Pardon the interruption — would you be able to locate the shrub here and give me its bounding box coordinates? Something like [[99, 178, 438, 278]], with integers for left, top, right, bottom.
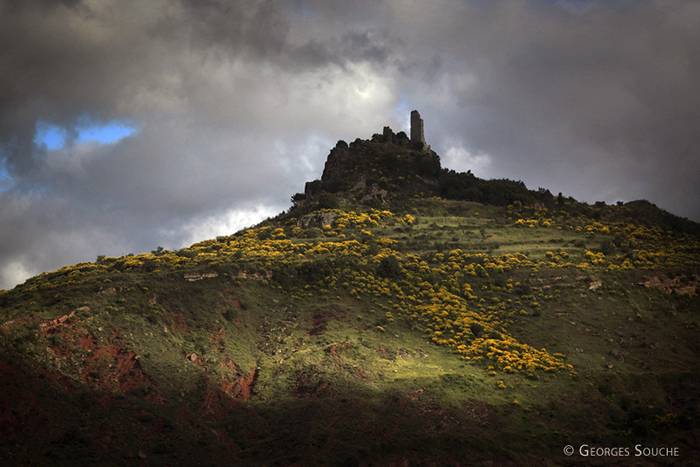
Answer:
[[599, 238, 615, 254], [318, 192, 339, 209], [377, 255, 403, 279], [470, 322, 484, 338], [177, 249, 199, 259], [513, 282, 531, 296]]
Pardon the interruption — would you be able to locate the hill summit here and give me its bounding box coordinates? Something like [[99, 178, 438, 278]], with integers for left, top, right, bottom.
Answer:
[[295, 112, 698, 236], [297, 111, 555, 215], [1, 116, 699, 466]]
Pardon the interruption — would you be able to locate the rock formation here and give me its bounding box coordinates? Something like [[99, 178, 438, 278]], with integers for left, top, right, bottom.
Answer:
[[303, 111, 438, 200]]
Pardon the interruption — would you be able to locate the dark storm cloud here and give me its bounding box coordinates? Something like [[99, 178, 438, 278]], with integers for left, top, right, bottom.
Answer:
[[398, 0, 700, 220], [1, 0, 699, 289]]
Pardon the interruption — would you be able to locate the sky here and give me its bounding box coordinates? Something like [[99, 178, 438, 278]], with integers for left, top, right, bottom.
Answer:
[[1, 0, 699, 290]]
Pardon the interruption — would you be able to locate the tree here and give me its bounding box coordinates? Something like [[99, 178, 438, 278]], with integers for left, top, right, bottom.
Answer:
[[291, 193, 306, 207]]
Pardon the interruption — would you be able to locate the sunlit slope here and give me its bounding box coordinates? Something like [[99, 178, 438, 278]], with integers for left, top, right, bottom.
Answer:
[[1, 193, 699, 464]]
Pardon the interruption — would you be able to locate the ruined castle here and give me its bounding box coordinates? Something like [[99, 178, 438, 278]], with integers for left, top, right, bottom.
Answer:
[[381, 110, 429, 152], [301, 109, 441, 204]]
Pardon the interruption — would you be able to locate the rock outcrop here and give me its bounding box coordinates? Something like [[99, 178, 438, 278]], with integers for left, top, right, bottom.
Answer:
[[302, 111, 440, 203], [321, 140, 350, 182]]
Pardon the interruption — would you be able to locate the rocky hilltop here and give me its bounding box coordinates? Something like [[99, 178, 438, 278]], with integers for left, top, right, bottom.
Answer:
[[305, 139, 439, 204], [295, 112, 562, 214]]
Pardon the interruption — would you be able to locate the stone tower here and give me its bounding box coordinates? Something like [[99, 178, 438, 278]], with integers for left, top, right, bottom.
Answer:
[[410, 110, 425, 145], [410, 110, 429, 151]]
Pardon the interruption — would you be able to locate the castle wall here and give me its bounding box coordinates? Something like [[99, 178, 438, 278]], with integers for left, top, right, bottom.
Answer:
[[383, 126, 394, 143]]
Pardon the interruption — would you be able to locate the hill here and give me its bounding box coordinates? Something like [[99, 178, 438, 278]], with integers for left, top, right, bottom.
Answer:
[[1, 124, 700, 466]]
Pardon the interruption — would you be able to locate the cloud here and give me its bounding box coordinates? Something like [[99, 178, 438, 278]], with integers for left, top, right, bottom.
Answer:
[[441, 142, 493, 178], [394, 0, 700, 217], [1, 0, 699, 289]]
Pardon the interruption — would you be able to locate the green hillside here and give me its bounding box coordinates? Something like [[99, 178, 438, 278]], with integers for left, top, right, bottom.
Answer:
[[2, 133, 699, 466]]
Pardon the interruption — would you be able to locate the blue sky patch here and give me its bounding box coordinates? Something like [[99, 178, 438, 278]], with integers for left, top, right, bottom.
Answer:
[[35, 123, 67, 150], [35, 120, 136, 150], [79, 121, 135, 144]]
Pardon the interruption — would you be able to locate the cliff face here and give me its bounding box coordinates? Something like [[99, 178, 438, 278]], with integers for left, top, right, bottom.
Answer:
[[321, 140, 350, 182]]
